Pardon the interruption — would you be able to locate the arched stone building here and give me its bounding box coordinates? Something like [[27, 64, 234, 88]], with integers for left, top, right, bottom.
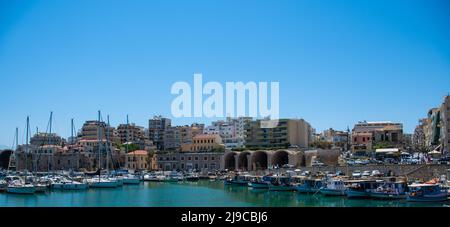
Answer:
[[221, 149, 305, 171]]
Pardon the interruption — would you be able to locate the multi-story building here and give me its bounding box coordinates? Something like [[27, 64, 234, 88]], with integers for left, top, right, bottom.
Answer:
[[245, 118, 313, 149], [148, 116, 171, 150], [79, 120, 117, 143], [116, 123, 145, 144], [320, 128, 350, 150], [187, 134, 224, 152], [440, 95, 450, 154], [163, 126, 182, 151], [125, 150, 149, 171], [155, 152, 222, 172], [351, 121, 403, 154], [30, 132, 63, 146]]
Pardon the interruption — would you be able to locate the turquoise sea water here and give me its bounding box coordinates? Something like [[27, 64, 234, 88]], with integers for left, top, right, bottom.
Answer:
[[0, 181, 448, 207]]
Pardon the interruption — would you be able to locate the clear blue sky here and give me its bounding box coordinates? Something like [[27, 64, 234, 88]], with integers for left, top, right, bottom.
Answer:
[[1, 0, 449, 146]]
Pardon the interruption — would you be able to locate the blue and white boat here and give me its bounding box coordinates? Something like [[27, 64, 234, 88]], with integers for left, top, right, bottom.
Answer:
[[407, 183, 448, 202], [224, 174, 251, 186], [320, 178, 347, 196], [368, 180, 408, 200], [268, 176, 294, 191], [295, 178, 324, 193], [248, 176, 271, 189], [346, 180, 375, 198]]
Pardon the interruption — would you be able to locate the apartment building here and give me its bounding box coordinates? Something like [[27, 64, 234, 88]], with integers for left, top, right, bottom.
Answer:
[[245, 118, 313, 149], [148, 116, 171, 150]]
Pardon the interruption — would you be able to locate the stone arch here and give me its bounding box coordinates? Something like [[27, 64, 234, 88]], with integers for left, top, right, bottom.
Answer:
[[271, 150, 289, 167], [237, 151, 251, 170], [251, 151, 268, 170], [224, 152, 237, 170]]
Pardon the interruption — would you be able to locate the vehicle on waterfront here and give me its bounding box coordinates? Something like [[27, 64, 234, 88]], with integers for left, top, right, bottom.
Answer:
[[312, 160, 325, 167], [362, 171, 371, 178], [352, 170, 362, 178], [346, 180, 375, 198], [368, 179, 408, 200], [320, 178, 347, 196], [268, 176, 295, 191], [407, 183, 448, 202], [371, 170, 383, 177]]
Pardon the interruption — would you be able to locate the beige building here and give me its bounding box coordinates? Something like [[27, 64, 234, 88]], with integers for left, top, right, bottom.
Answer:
[[182, 134, 224, 152], [351, 121, 403, 154], [245, 119, 313, 149], [125, 150, 149, 170]]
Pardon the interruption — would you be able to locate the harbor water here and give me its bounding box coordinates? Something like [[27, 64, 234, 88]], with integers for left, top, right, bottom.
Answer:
[[0, 180, 447, 207]]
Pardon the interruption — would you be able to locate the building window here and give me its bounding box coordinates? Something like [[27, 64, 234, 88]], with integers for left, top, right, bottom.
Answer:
[[195, 156, 199, 160], [204, 164, 208, 169], [211, 157, 215, 161], [181, 157, 184, 161], [204, 157, 207, 161]]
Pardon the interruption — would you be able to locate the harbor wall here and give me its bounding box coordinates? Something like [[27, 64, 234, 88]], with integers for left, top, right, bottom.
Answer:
[[291, 164, 450, 181]]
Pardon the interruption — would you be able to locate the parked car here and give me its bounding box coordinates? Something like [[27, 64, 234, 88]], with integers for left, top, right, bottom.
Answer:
[[352, 170, 362, 178], [312, 160, 325, 167], [282, 164, 294, 169], [370, 170, 383, 177], [437, 156, 450, 164], [346, 160, 355, 166], [362, 171, 371, 177], [335, 171, 345, 176]]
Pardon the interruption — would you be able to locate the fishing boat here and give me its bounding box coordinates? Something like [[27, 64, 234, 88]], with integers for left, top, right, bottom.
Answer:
[[346, 180, 375, 198], [122, 174, 141, 184], [165, 171, 183, 182], [248, 176, 271, 189], [143, 173, 159, 181], [407, 183, 448, 202], [368, 180, 408, 199], [224, 174, 251, 186], [320, 178, 347, 196], [185, 172, 200, 181], [268, 176, 294, 191], [7, 179, 36, 194], [295, 178, 324, 193]]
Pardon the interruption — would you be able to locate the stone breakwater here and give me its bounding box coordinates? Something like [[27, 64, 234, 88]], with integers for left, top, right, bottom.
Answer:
[[292, 164, 450, 181]]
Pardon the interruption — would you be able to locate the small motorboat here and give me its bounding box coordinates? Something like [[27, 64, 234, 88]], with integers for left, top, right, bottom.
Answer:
[[268, 176, 294, 191], [346, 180, 374, 198], [6, 179, 36, 194], [320, 179, 347, 196], [368, 180, 408, 200], [407, 183, 448, 202], [224, 174, 250, 186], [122, 174, 141, 184], [87, 177, 118, 188]]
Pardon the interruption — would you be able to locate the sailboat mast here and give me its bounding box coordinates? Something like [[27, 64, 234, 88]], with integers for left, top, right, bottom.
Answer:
[[98, 110, 101, 180], [48, 111, 53, 173], [25, 116, 29, 172]]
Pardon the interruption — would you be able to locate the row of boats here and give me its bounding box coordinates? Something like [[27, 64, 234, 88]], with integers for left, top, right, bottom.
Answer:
[[225, 174, 450, 202], [0, 171, 207, 195]]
